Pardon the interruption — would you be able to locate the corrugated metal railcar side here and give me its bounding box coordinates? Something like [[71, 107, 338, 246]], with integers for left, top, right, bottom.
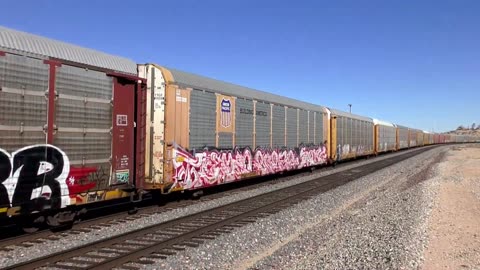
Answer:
[[395, 124, 409, 150], [441, 134, 446, 144], [329, 108, 374, 161], [139, 64, 330, 193], [409, 129, 418, 147], [0, 27, 145, 219], [423, 131, 433, 145], [416, 130, 425, 146], [373, 119, 396, 153]]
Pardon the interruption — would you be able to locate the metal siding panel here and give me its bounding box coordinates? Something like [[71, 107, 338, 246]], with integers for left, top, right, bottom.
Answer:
[[0, 53, 49, 91], [344, 117, 349, 149], [169, 68, 326, 113], [360, 121, 364, 149], [0, 130, 45, 153], [369, 122, 373, 151], [390, 126, 396, 149], [55, 133, 112, 194], [340, 117, 346, 154], [0, 53, 47, 152], [316, 112, 324, 144], [337, 116, 343, 147], [357, 120, 362, 148], [56, 65, 113, 130], [218, 132, 233, 149], [271, 105, 285, 147], [298, 110, 308, 145], [189, 90, 216, 149], [54, 64, 113, 187], [357, 120, 360, 148], [0, 92, 46, 127], [235, 99, 254, 148], [56, 65, 113, 99], [350, 118, 354, 150], [377, 124, 397, 152], [308, 112, 313, 143], [0, 26, 137, 74], [55, 132, 111, 162], [346, 118, 352, 150], [352, 120, 360, 148], [57, 99, 111, 129], [255, 102, 270, 148], [286, 108, 297, 148], [310, 112, 316, 144]]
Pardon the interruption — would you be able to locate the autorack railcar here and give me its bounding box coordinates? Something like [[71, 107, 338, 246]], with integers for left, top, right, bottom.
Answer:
[[328, 108, 374, 161], [373, 119, 397, 153], [0, 26, 145, 227], [138, 63, 330, 194], [395, 124, 410, 150]]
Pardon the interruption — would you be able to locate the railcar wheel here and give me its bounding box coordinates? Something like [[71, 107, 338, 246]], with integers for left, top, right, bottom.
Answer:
[[50, 221, 74, 232], [47, 211, 76, 231], [128, 207, 138, 215], [152, 190, 166, 206], [23, 225, 40, 233], [191, 190, 203, 200], [20, 216, 44, 233]]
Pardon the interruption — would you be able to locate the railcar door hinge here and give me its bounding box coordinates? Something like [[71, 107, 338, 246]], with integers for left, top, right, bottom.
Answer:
[[43, 124, 58, 135], [44, 89, 59, 100]]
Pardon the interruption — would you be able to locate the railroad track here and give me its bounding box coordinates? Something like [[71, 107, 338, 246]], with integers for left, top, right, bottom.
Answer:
[[4, 146, 434, 270], [0, 159, 326, 252]]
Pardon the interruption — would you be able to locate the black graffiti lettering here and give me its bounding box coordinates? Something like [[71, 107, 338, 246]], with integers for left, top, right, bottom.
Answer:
[[12, 146, 64, 209], [0, 151, 11, 207], [0, 145, 67, 211]]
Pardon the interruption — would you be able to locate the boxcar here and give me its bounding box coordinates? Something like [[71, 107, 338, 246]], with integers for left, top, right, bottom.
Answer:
[[138, 64, 330, 193], [328, 108, 374, 161], [0, 27, 145, 222], [373, 119, 396, 153]]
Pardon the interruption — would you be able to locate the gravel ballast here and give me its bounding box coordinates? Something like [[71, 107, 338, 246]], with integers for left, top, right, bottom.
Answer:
[[0, 146, 443, 268], [141, 146, 448, 270]]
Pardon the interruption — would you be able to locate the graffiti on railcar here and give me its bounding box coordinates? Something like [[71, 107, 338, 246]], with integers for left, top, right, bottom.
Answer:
[[337, 144, 352, 160], [0, 144, 98, 211], [170, 143, 328, 190], [356, 145, 366, 155], [86, 166, 110, 190], [337, 144, 371, 159]]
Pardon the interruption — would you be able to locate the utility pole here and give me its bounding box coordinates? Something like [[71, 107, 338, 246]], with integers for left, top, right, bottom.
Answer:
[[348, 104, 352, 113]]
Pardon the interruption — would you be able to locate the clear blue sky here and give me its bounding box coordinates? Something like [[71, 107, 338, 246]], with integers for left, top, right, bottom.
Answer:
[[2, 0, 479, 132]]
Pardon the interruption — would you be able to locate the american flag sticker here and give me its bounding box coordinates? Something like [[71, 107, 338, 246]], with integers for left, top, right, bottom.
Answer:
[[220, 98, 232, 128]]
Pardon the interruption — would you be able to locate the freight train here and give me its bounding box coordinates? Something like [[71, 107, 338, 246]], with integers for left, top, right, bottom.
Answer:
[[0, 26, 477, 231]]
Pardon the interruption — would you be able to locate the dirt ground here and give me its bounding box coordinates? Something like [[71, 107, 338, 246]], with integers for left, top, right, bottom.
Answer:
[[422, 145, 480, 270]]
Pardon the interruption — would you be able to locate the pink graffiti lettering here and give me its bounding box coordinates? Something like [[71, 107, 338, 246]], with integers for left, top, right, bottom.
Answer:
[[171, 144, 328, 191]]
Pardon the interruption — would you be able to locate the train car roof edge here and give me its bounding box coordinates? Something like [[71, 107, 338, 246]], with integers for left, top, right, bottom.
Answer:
[[0, 26, 138, 75], [157, 65, 327, 113], [328, 108, 373, 122]]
